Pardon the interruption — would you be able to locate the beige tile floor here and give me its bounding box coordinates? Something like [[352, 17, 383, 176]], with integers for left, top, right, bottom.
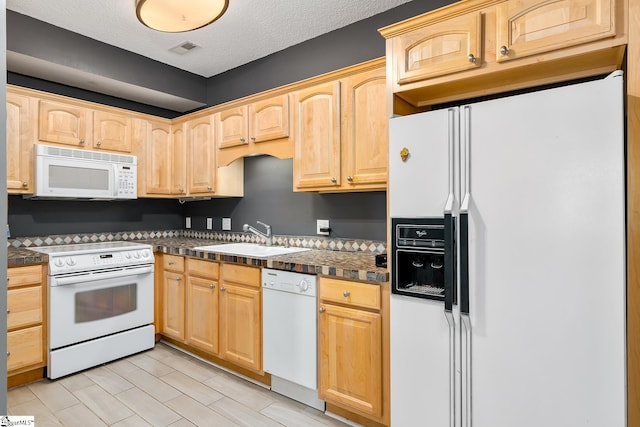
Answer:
[[7, 343, 352, 427]]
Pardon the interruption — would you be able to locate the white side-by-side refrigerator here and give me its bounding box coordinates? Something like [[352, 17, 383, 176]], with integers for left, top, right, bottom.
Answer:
[[389, 72, 626, 427]]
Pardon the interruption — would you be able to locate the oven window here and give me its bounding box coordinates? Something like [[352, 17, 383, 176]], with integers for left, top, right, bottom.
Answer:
[[75, 283, 137, 323]]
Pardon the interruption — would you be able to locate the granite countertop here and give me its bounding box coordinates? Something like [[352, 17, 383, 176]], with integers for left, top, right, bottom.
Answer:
[[8, 237, 389, 284]]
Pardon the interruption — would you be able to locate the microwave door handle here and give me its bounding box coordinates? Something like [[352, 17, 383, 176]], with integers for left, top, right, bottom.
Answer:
[[112, 164, 119, 197]]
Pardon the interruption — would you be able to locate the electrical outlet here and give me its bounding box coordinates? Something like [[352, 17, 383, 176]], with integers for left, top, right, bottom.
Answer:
[[206, 217, 213, 230], [317, 219, 330, 236], [222, 217, 231, 231], [185, 217, 191, 229]]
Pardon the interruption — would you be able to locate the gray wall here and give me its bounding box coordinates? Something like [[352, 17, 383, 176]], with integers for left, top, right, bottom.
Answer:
[[184, 156, 387, 241], [206, 0, 453, 105], [1, 0, 9, 410]]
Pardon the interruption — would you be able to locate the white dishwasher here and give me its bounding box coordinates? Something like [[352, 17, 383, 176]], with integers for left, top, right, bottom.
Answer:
[[262, 268, 325, 411]]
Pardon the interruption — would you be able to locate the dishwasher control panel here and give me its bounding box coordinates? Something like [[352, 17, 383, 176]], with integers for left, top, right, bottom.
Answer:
[[262, 268, 317, 296]]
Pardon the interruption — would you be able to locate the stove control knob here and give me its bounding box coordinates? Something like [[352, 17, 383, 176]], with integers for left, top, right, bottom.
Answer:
[[54, 258, 64, 267], [125, 252, 132, 259], [66, 257, 76, 266], [133, 251, 141, 259], [141, 249, 151, 258], [297, 278, 309, 292]]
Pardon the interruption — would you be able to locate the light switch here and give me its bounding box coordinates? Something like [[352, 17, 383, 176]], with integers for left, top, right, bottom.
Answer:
[[185, 217, 191, 229], [222, 217, 231, 230], [206, 217, 213, 230]]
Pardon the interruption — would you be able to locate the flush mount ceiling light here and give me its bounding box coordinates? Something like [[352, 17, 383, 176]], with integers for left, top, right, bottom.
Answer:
[[136, 0, 229, 33]]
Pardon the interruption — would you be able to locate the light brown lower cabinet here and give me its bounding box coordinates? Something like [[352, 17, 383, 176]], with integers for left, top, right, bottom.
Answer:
[[219, 264, 262, 373], [318, 277, 384, 420], [7, 264, 47, 379], [186, 259, 219, 354], [161, 255, 186, 341]]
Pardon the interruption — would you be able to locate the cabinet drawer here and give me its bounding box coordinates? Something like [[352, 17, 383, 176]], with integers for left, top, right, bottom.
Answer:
[[495, 0, 616, 63], [319, 277, 380, 310], [8, 265, 42, 289], [7, 325, 44, 372], [7, 286, 42, 330], [222, 264, 260, 288], [188, 258, 219, 280], [163, 255, 185, 273]]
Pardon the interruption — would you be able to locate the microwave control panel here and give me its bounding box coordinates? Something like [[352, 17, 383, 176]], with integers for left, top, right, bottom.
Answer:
[[116, 165, 137, 198]]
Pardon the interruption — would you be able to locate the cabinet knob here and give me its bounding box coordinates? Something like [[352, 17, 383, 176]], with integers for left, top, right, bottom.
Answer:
[[343, 290, 351, 298], [240, 137, 246, 143], [500, 46, 509, 56], [176, 277, 182, 282], [207, 185, 212, 191], [79, 139, 85, 145], [22, 182, 28, 187], [96, 141, 102, 146], [168, 262, 174, 266], [331, 177, 337, 184], [6, 309, 10, 314], [347, 176, 353, 183], [220, 287, 226, 291], [319, 307, 326, 313], [179, 187, 184, 193], [251, 136, 256, 142], [468, 54, 477, 63], [209, 284, 215, 289], [6, 352, 9, 357]]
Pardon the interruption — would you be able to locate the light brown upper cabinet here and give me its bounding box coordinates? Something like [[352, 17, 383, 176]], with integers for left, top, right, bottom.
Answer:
[[393, 11, 483, 85], [6, 92, 33, 194], [186, 114, 216, 196], [495, 0, 616, 62], [380, 0, 627, 110], [292, 81, 342, 191], [217, 94, 290, 149], [143, 119, 187, 197], [36, 98, 134, 152], [293, 62, 388, 192]]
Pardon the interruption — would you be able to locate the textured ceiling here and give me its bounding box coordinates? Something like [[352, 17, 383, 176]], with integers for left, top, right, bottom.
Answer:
[[6, 0, 414, 78]]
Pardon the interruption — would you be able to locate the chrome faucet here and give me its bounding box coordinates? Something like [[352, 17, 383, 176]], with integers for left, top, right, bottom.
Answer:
[[243, 221, 272, 246]]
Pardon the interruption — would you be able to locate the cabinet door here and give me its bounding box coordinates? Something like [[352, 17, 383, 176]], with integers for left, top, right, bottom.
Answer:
[[217, 106, 249, 148], [93, 110, 132, 152], [37, 99, 91, 147], [145, 120, 173, 195], [219, 283, 262, 372], [249, 94, 290, 143], [496, 0, 616, 62], [162, 271, 185, 341], [292, 81, 341, 190], [186, 276, 219, 354], [7, 325, 44, 373], [171, 121, 187, 195], [393, 11, 482, 85], [6, 92, 32, 193], [342, 67, 388, 189], [319, 304, 382, 417], [187, 115, 216, 195]]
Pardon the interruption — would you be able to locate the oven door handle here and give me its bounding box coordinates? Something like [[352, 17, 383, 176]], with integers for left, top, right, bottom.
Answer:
[[51, 265, 154, 287]]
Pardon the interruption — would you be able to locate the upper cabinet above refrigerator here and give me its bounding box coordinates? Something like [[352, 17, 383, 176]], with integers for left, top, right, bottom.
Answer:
[[379, 0, 628, 111]]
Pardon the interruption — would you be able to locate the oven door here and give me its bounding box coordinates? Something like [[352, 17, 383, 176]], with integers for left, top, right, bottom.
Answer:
[[49, 265, 154, 349]]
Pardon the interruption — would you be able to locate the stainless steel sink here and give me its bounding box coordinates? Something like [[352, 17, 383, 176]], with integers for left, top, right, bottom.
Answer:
[[193, 243, 310, 257]]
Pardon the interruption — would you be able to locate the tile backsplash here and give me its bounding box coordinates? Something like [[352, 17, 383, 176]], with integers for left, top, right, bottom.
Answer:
[[8, 230, 386, 254]]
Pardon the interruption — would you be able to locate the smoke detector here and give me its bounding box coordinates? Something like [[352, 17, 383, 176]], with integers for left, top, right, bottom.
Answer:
[[169, 41, 201, 55]]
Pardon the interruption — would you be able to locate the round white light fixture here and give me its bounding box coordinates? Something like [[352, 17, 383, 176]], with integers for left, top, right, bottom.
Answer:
[[136, 0, 229, 33]]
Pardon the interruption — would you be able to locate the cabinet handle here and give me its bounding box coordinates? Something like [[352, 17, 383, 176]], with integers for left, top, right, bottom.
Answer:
[[347, 176, 353, 183], [500, 46, 509, 56], [251, 136, 256, 142], [79, 139, 85, 145], [220, 287, 226, 291], [209, 284, 215, 289], [168, 262, 174, 266], [179, 187, 184, 193], [331, 177, 337, 184], [319, 307, 325, 313], [240, 137, 246, 143], [22, 182, 28, 187], [343, 290, 350, 297], [468, 54, 476, 63], [96, 141, 102, 146]]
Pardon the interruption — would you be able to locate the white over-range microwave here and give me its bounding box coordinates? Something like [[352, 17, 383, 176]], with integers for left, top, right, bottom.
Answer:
[[30, 144, 138, 200]]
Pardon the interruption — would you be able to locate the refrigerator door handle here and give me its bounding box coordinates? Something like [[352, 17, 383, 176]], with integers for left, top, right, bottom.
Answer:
[[445, 310, 456, 427], [462, 313, 472, 427]]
